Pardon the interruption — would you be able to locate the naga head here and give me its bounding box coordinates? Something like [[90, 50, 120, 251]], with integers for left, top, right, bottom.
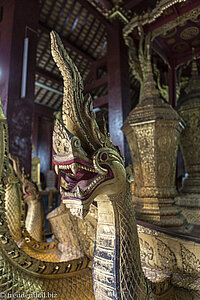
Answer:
[[21, 175, 39, 204], [9, 154, 39, 204], [50, 31, 126, 219]]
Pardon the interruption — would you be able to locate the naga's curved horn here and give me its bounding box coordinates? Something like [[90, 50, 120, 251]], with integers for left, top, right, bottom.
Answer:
[[50, 31, 115, 155]]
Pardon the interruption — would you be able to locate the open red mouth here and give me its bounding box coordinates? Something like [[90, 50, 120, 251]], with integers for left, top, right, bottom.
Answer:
[[53, 159, 113, 201], [24, 192, 32, 200], [23, 186, 33, 200]]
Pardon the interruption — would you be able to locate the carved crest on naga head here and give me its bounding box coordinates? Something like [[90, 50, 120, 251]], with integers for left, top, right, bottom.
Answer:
[[50, 31, 126, 219]]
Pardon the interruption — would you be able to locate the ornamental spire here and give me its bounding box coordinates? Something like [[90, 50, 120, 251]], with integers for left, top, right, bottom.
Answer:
[[187, 48, 200, 94], [140, 45, 160, 102]]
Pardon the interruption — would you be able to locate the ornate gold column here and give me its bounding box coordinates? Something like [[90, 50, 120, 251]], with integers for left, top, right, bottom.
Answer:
[[122, 53, 185, 227], [175, 59, 200, 225]]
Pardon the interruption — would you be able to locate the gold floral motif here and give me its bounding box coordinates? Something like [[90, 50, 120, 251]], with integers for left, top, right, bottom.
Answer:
[[180, 26, 199, 40], [152, 7, 200, 40], [138, 223, 200, 298], [167, 38, 176, 44], [181, 244, 200, 274]]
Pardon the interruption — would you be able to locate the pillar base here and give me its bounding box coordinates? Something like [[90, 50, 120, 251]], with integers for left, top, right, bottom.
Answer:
[[133, 196, 186, 227], [175, 193, 200, 225], [181, 177, 200, 194]]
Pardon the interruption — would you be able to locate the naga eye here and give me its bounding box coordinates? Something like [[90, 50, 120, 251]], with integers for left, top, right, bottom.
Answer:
[[73, 138, 81, 148], [100, 153, 108, 161]]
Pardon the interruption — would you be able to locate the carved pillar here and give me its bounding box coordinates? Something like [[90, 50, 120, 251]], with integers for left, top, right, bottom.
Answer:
[[122, 53, 185, 227], [0, 0, 38, 174], [175, 59, 200, 225]]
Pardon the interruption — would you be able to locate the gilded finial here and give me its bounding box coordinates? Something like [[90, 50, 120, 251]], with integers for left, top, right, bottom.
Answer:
[[186, 48, 200, 93], [140, 44, 160, 102]]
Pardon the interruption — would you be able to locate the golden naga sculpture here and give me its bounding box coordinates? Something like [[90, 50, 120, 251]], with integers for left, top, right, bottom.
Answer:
[[0, 100, 94, 299], [50, 32, 197, 299], [0, 31, 198, 300], [9, 154, 44, 242], [0, 32, 153, 299], [50, 31, 153, 300]]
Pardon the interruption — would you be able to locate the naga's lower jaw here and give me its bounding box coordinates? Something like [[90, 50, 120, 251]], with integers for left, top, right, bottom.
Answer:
[[61, 174, 108, 201], [54, 159, 113, 201], [23, 191, 32, 200]]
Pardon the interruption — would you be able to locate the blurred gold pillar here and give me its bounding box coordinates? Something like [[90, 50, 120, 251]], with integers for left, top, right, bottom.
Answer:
[[175, 58, 200, 224], [31, 156, 41, 190]]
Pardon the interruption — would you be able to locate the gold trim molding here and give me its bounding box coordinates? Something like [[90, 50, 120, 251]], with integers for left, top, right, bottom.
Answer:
[[123, 0, 191, 39], [151, 7, 200, 40]]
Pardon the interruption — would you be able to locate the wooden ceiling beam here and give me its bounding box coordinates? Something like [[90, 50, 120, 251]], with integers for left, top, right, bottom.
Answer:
[[84, 55, 107, 84], [98, 0, 112, 10], [36, 67, 108, 100], [93, 95, 108, 108], [92, 55, 107, 69], [39, 22, 95, 62], [36, 55, 107, 88], [123, 0, 143, 9], [34, 103, 56, 116], [84, 75, 108, 93], [36, 67, 62, 86], [77, 0, 110, 27]]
